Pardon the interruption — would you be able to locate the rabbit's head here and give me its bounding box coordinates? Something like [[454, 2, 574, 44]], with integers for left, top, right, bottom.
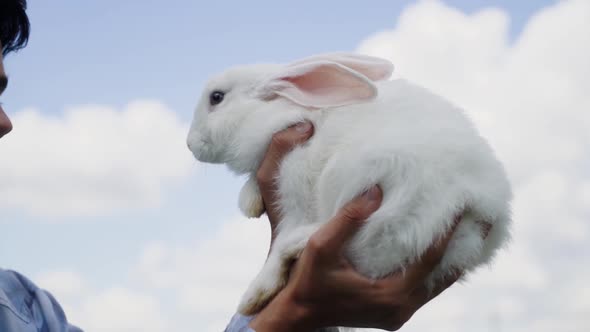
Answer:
[[187, 53, 393, 174]]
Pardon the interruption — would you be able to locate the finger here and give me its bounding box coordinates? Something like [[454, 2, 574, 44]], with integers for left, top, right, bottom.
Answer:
[[256, 121, 314, 224], [257, 121, 314, 191], [402, 269, 463, 321], [401, 214, 462, 290], [429, 267, 463, 300], [308, 186, 382, 259], [476, 220, 492, 239]]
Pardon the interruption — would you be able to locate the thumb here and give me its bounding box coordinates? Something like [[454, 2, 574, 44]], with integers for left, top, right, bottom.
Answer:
[[311, 185, 383, 257], [259, 121, 314, 183]]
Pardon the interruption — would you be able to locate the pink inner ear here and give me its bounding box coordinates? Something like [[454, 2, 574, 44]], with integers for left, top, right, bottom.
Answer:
[[283, 68, 373, 99], [346, 58, 393, 81], [270, 62, 377, 109], [290, 52, 394, 82]]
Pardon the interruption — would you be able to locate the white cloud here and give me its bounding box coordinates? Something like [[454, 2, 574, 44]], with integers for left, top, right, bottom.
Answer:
[[76, 287, 168, 332], [35, 269, 89, 329], [133, 216, 271, 332], [27, 1, 590, 331], [37, 269, 169, 332], [358, 0, 590, 185], [34, 218, 270, 332], [127, 2, 590, 328], [0, 100, 195, 218], [36, 269, 87, 300], [356, 0, 590, 331]]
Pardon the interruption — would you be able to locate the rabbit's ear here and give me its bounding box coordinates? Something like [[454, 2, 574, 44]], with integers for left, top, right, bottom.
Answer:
[[290, 53, 394, 82], [258, 61, 378, 109]]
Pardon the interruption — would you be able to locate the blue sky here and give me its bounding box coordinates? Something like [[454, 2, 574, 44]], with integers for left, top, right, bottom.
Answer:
[[1, 0, 555, 278], [3, 1, 589, 331], [4, 0, 553, 116]]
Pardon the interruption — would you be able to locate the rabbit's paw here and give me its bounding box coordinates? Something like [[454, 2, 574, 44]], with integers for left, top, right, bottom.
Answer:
[[238, 251, 296, 315], [239, 283, 283, 316], [239, 177, 265, 218]]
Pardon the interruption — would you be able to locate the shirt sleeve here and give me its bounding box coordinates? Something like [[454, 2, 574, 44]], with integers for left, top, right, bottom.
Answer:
[[224, 312, 256, 332], [0, 268, 84, 332]]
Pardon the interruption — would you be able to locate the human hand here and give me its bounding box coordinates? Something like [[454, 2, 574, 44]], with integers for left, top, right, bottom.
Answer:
[[252, 120, 490, 331], [251, 185, 471, 331], [255, 120, 314, 244]]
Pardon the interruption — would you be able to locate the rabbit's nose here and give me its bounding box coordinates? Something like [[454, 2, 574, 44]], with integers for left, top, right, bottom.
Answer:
[[187, 132, 208, 155], [187, 131, 198, 147]]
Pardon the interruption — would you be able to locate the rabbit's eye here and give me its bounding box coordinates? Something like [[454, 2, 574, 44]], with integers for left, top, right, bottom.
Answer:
[[209, 90, 225, 106]]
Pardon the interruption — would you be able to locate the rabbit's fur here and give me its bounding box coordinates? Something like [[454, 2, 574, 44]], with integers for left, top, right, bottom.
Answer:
[[187, 53, 512, 329]]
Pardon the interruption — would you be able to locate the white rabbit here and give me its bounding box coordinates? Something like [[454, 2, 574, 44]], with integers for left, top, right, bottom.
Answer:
[[187, 52, 512, 329]]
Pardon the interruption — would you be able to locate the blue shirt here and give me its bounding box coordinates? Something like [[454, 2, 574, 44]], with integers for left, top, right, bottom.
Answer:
[[225, 313, 255, 332], [1, 268, 254, 332], [0, 269, 83, 332]]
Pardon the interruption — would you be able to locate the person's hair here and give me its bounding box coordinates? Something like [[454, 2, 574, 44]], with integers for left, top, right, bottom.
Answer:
[[0, 0, 30, 56]]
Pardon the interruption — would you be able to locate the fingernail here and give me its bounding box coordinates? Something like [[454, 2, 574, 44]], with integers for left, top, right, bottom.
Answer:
[[452, 214, 462, 229], [480, 221, 492, 239], [295, 121, 312, 134], [363, 185, 381, 202]]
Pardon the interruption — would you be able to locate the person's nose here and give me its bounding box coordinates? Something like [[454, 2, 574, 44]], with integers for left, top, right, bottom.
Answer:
[[0, 107, 13, 138]]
